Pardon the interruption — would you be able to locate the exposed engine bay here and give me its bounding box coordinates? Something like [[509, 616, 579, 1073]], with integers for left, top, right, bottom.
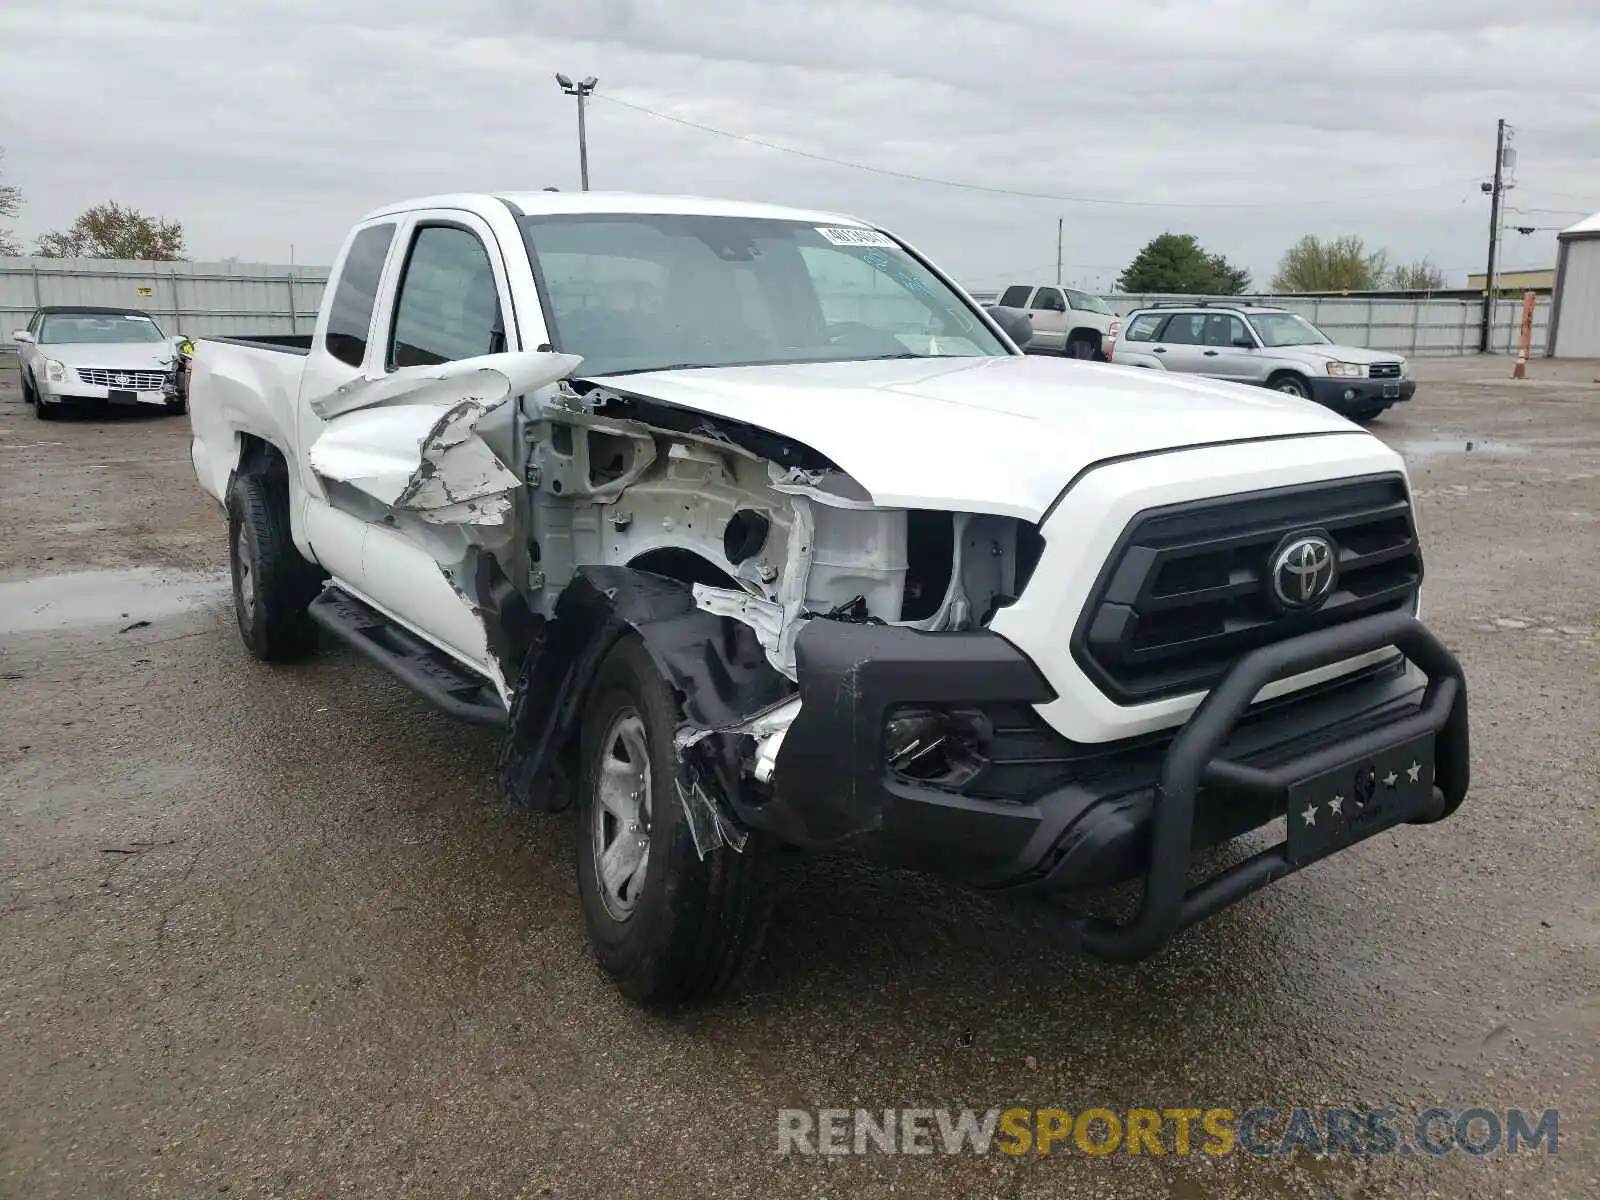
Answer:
[[488, 375, 1046, 847], [529, 379, 1046, 669]]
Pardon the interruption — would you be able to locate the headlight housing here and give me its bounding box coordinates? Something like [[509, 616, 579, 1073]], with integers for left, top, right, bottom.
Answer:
[[45, 358, 66, 383], [1325, 361, 1365, 378]]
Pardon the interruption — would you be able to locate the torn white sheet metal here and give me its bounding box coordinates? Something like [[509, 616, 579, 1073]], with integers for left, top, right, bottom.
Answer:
[[746, 696, 802, 783], [310, 350, 582, 421], [309, 400, 521, 524]]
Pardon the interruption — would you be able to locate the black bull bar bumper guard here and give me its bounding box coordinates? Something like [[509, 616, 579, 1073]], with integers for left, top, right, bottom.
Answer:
[[1079, 609, 1468, 959], [761, 608, 1468, 962]]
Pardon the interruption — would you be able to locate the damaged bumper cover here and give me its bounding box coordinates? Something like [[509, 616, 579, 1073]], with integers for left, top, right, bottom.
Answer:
[[751, 610, 1469, 960], [496, 569, 1467, 962]]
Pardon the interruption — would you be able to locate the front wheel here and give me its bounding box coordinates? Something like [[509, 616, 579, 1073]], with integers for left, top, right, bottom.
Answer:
[[1269, 373, 1312, 399], [34, 387, 59, 421], [575, 634, 776, 1008]]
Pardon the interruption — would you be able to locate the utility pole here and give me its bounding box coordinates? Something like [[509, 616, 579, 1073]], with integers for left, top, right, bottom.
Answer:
[[1056, 217, 1063, 285], [555, 74, 599, 190], [1478, 118, 1508, 352]]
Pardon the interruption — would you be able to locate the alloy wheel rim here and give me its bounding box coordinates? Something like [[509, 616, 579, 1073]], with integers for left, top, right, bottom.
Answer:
[[591, 711, 653, 921]]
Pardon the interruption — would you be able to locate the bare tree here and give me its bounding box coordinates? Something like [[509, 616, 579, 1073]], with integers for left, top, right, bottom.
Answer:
[[1390, 258, 1447, 291], [34, 201, 186, 260], [1271, 235, 1389, 293], [0, 148, 22, 257]]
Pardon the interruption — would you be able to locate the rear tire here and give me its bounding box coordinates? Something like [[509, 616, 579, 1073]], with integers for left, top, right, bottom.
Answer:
[[575, 634, 775, 1009], [1066, 333, 1100, 361], [227, 471, 320, 661]]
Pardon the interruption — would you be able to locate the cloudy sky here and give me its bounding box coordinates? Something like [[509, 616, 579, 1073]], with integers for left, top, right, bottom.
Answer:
[[2, 0, 1597, 288]]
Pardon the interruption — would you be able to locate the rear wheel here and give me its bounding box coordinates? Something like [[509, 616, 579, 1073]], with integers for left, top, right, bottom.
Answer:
[[227, 471, 319, 661], [575, 634, 776, 1008], [1269, 373, 1312, 399], [1066, 333, 1101, 360]]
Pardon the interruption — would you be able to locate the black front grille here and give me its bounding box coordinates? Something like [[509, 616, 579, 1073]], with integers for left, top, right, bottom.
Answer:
[[1368, 362, 1402, 379], [1072, 475, 1422, 704]]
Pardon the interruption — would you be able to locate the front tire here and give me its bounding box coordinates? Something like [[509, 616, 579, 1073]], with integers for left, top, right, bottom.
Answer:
[[575, 634, 775, 1008], [1269, 373, 1312, 399], [34, 386, 59, 421], [227, 471, 319, 661]]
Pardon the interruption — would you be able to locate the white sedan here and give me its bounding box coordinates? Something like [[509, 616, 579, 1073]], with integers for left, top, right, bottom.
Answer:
[[14, 306, 188, 420]]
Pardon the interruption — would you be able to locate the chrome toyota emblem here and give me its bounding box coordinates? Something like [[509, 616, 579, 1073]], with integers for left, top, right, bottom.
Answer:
[[113, 373, 131, 387], [1269, 532, 1338, 610]]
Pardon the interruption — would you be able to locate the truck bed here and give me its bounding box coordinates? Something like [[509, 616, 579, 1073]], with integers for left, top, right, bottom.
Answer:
[[206, 333, 314, 356]]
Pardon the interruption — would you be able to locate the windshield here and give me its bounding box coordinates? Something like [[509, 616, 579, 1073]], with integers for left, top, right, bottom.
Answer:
[[39, 313, 166, 345], [1065, 289, 1113, 315], [518, 214, 1008, 376], [1247, 312, 1330, 348]]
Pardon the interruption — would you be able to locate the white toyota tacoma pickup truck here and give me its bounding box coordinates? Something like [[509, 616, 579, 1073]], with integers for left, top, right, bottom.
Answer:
[[188, 192, 1470, 1007]]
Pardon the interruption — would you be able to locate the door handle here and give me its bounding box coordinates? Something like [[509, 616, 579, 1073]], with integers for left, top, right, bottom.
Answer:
[[1203, 350, 1219, 356], [1152, 346, 1167, 353]]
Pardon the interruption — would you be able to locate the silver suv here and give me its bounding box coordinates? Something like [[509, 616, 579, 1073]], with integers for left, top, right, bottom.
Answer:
[[1110, 303, 1415, 422]]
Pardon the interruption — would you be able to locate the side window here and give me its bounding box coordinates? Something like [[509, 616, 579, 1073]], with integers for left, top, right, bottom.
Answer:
[[997, 285, 1032, 308], [1225, 315, 1251, 346], [324, 223, 396, 367], [1123, 313, 1163, 342], [1159, 313, 1207, 344], [1029, 288, 1066, 313], [389, 225, 503, 369]]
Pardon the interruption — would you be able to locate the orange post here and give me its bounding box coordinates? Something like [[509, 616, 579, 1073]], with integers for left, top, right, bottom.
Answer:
[[1512, 290, 1536, 379]]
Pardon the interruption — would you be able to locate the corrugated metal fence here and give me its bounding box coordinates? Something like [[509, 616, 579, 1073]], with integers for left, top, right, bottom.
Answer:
[[1, 258, 326, 353], [3, 259, 1546, 358], [1104, 292, 1549, 356], [970, 287, 1549, 357]]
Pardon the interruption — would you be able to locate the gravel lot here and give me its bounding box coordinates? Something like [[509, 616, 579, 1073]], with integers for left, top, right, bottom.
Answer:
[[1, 357, 1596, 1199]]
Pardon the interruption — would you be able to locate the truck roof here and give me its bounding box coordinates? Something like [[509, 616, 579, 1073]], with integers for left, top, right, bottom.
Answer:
[[360, 191, 878, 229]]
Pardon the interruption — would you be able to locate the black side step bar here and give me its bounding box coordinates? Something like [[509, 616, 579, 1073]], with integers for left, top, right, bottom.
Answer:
[[307, 587, 508, 727]]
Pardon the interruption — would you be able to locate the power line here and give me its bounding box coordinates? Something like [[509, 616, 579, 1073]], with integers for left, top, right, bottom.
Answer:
[[597, 94, 1484, 211], [1506, 205, 1591, 216]]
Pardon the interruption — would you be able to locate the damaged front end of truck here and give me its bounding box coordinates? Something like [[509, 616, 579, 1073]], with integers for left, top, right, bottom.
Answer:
[[487, 370, 1054, 867], [303, 350, 1469, 969]]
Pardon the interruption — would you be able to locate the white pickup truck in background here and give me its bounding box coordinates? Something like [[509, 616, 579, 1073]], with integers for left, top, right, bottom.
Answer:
[[187, 191, 1470, 1008], [986, 282, 1121, 359]]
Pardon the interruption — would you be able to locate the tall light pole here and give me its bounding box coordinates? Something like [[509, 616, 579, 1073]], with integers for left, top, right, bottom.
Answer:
[[555, 73, 598, 190]]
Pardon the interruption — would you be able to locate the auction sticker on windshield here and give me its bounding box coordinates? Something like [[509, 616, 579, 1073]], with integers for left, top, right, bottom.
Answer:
[[816, 226, 898, 248]]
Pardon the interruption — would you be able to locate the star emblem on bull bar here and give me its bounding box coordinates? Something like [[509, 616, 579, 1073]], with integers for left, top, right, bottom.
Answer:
[[1407, 761, 1423, 784], [1329, 794, 1344, 816], [1301, 803, 1318, 827]]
